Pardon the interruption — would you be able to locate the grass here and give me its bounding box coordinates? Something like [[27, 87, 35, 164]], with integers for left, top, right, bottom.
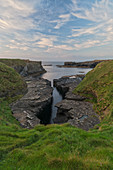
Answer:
[[0, 105, 113, 170], [0, 59, 29, 67], [0, 61, 113, 169], [74, 61, 113, 123], [0, 62, 27, 100], [0, 59, 42, 69]]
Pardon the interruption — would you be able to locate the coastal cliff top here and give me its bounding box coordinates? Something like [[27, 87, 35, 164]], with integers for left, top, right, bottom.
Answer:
[[0, 58, 41, 67], [0, 58, 46, 77]]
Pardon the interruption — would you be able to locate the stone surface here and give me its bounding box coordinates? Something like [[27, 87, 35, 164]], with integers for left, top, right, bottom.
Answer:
[[20, 62, 46, 77], [54, 76, 100, 131], [54, 99, 100, 131], [11, 61, 46, 77], [53, 75, 84, 97], [11, 77, 53, 128]]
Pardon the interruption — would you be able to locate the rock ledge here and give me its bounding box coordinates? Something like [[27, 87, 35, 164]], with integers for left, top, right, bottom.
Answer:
[[54, 76, 100, 131]]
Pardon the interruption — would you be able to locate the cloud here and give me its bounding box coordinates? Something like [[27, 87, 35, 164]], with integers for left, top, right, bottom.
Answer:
[[55, 44, 74, 51], [36, 38, 53, 48], [71, 0, 111, 22], [74, 40, 100, 50], [51, 13, 70, 29], [66, 0, 113, 51], [0, 0, 113, 59], [0, 0, 36, 32]]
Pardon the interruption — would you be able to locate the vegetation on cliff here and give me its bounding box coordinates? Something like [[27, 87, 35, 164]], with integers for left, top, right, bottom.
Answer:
[[0, 61, 113, 169], [0, 59, 27, 67], [0, 58, 46, 77], [74, 60, 113, 124], [0, 62, 27, 100]]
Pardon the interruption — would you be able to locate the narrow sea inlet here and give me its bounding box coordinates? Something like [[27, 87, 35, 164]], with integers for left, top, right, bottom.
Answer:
[[41, 61, 92, 123]]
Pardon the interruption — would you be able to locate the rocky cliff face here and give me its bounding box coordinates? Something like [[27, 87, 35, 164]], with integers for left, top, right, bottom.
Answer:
[[13, 61, 46, 77], [0, 59, 46, 77]]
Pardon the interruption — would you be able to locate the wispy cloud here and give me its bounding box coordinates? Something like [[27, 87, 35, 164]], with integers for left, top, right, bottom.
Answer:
[[0, 0, 36, 31], [0, 0, 113, 60], [50, 13, 70, 29], [67, 0, 113, 51], [70, 0, 111, 22]]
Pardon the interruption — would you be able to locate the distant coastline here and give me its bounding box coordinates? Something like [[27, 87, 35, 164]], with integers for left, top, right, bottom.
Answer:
[[56, 59, 112, 68]]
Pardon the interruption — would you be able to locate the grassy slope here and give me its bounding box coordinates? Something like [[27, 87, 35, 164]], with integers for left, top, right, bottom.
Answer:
[[0, 61, 113, 170], [73, 61, 113, 124], [0, 59, 28, 67], [0, 62, 27, 100]]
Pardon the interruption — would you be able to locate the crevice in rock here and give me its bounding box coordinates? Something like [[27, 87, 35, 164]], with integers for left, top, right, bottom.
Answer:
[[37, 100, 52, 125], [53, 76, 100, 131], [11, 77, 53, 129]]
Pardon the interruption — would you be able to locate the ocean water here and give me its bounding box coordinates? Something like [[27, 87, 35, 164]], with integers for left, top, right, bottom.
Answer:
[[42, 62, 92, 85], [41, 62, 92, 122]]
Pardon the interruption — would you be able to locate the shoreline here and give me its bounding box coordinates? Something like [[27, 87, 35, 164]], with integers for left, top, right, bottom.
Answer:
[[56, 59, 112, 68]]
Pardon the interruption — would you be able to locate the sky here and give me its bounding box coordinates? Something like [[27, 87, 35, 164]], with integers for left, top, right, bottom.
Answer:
[[0, 0, 113, 61]]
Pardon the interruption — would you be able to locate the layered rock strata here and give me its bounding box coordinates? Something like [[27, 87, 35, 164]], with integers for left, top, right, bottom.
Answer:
[[13, 61, 46, 77], [11, 77, 53, 128], [54, 76, 100, 131]]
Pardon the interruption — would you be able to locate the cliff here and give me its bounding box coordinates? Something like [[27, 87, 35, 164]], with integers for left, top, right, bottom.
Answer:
[[0, 59, 46, 77]]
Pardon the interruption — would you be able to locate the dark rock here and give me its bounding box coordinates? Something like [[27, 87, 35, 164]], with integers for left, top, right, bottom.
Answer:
[[11, 77, 53, 129], [13, 65, 24, 73], [57, 60, 110, 68], [20, 62, 46, 77], [54, 76, 100, 131], [54, 99, 100, 131], [11, 61, 46, 77], [53, 76, 83, 97]]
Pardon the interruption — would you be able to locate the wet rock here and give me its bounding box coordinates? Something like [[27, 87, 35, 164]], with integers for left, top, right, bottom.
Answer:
[[53, 76, 84, 97], [54, 76, 100, 131], [11, 77, 53, 129]]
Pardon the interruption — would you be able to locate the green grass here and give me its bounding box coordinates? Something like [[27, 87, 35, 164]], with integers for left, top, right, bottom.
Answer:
[[0, 104, 113, 170], [0, 59, 29, 67], [0, 62, 27, 100], [74, 61, 113, 123], [0, 61, 113, 169]]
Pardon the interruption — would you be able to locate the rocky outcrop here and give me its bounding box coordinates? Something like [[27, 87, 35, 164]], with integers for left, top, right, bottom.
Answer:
[[13, 61, 46, 77], [57, 60, 111, 68], [11, 77, 53, 129], [53, 75, 85, 97], [0, 59, 46, 77], [54, 76, 100, 131]]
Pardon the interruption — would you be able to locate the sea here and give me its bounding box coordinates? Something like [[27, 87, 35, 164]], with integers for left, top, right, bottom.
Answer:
[[41, 61, 92, 123]]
